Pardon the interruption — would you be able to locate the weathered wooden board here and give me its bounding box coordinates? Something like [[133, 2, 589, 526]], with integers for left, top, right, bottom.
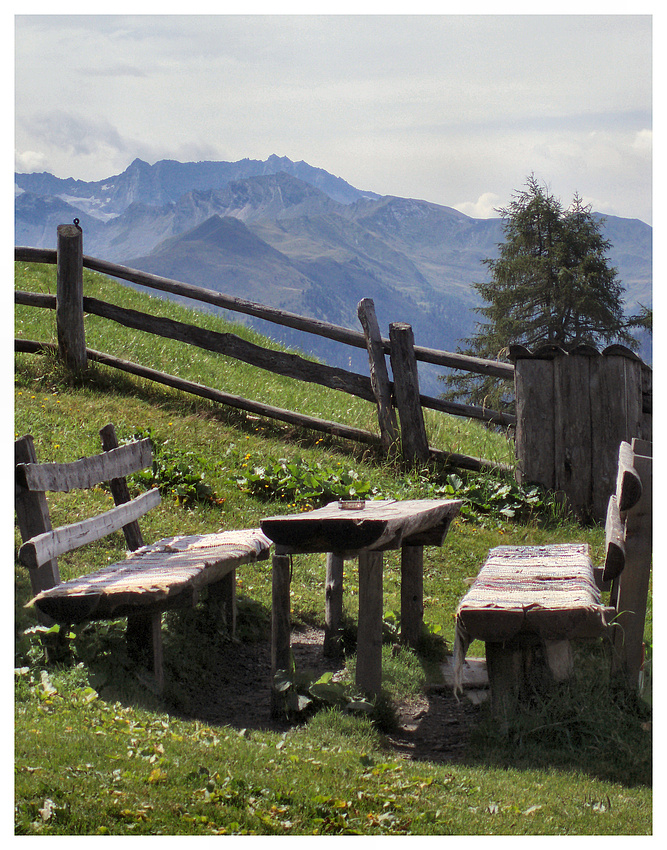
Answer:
[[16, 439, 153, 493], [83, 296, 375, 402], [19, 489, 161, 569], [603, 494, 626, 581], [261, 499, 462, 555], [15, 434, 61, 605], [611, 449, 652, 687], [389, 323, 430, 466], [616, 440, 643, 512], [554, 354, 592, 517], [357, 298, 398, 452], [590, 354, 644, 519], [513, 355, 555, 488]]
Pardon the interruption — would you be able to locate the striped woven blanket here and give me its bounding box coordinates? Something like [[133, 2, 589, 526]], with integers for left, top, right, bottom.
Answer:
[[452, 543, 609, 693]]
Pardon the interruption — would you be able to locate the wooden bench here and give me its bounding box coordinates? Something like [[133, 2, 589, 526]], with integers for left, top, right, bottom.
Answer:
[[15, 423, 272, 692], [453, 438, 652, 715]]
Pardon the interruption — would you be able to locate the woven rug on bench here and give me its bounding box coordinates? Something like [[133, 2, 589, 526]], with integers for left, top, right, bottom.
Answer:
[[29, 528, 272, 622], [452, 544, 609, 693]]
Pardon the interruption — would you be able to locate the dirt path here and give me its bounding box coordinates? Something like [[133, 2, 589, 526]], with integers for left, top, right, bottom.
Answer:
[[174, 626, 481, 765]]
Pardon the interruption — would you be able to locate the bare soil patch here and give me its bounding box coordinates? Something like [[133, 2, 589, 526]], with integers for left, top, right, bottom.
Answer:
[[173, 626, 482, 765]]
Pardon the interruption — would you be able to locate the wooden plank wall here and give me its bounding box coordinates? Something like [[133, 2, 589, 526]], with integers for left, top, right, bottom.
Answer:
[[512, 345, 650, 522]]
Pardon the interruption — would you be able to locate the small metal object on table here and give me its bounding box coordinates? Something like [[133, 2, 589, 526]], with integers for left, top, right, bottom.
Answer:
[[260, 498, 462, 715]]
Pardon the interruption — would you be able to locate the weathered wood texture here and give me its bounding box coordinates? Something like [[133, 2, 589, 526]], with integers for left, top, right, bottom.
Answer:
[[512, 345, 650, 522], [356, 551, 384, 696], [99, 423, 145, 551], [610, 444, 652, 688], [19, 489, 161, 570], [270, 553, 292, 717], [16, 426, 273, 693], [455, 439, 652, 710], [357, 298, 399, 453], [16, 439, 153, 493], [82, 296, 376, 402], [389, 323, 430, 467], [56, 224, 87, 374], [14, 435, 60, 610], [264, 498, 461, 706], [323, 553, 344, 657], [261, 499, 462, 556], [400, 546, 424, 647], [16, 289, 513, 430]]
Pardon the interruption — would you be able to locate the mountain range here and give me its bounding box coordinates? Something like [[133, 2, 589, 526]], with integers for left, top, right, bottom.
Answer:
[[15, 156, 652, 391]]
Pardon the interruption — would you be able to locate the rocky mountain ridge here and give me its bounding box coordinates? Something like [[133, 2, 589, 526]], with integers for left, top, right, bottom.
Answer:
[[15, 157, 652, 384]]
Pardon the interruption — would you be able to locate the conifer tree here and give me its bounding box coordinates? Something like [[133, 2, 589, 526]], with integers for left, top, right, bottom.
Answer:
[[443, 175, 646, 411]]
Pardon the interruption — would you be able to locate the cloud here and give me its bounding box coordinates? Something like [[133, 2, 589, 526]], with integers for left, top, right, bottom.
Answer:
[[19, 111, 129, 159], [14, 150, 48, 174], [454, 193, 503, 219]]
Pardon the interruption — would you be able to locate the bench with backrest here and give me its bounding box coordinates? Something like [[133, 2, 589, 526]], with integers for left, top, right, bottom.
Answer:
[[453, 438, 652, 716], [15, 423, 272, 692]]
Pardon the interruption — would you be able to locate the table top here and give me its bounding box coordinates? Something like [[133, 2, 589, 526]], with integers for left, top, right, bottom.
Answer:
[[260, 498, 462, 555]]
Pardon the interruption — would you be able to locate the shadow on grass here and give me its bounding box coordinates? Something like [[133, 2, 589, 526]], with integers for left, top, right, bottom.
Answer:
[[456, 646, 652, 788]]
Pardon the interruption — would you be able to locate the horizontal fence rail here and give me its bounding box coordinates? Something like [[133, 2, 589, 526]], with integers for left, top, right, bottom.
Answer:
[[15, 235, 515, 474], [15, 246, 515, 381]]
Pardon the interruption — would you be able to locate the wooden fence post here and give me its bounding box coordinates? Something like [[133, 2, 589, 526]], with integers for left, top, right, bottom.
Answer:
[[56, 223, 87, 374], [357, 298, 398, 455], [389, 322, 430, 467]]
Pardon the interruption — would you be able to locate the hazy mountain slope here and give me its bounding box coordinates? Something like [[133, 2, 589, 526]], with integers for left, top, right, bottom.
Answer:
[[15, 156, 652, 375], [127, 215, 315, 309]]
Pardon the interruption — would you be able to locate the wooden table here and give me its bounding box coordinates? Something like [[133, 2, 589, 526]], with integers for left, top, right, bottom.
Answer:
[[260, 499, 462, 713]]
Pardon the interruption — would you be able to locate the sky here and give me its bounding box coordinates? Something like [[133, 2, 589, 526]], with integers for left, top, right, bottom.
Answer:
[[13, 8, 653, 225]]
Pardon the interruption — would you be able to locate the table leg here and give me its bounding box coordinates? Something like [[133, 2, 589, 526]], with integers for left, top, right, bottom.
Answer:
[[324, 553, 344, 657], [356, 550, 383, 697], [400, 545, 424, 647], [271, 552, 291, 717]]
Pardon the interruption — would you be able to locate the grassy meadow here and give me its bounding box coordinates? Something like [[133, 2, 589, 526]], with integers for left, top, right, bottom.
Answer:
[[14, 262, 652, 835]]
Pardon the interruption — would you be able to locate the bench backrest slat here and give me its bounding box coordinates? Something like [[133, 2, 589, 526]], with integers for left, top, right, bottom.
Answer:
[[603, 494, 625, 581], [616, 441, 643, 512], [19, 488, 161, 570], [16, 439, 153, 493]]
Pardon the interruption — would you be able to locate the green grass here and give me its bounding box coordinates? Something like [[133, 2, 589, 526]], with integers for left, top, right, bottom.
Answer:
[[14, 262, 652, 835]]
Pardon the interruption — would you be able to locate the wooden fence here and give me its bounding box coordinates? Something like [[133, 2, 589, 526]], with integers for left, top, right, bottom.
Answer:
[[15, 224, 514, 475], [15, 224, 652, 518]]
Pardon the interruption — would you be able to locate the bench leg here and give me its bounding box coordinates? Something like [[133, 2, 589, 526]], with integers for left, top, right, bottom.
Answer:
[[271, 553, 292, 718], [208, 569, 237, 637], [543, 639, 573, 681], [485, 641, 526, 719], [356, 551, 383, 698], [486, 638, 575, 720], [400, 545, 423, 647], [324, 553, 344, 657], [127, 611, 164, 694]]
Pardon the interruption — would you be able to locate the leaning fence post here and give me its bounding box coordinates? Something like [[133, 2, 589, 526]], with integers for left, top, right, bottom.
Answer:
[[56, 223, 87, 374], [357, 298, 399, 455], [389, 322, 429, 467]]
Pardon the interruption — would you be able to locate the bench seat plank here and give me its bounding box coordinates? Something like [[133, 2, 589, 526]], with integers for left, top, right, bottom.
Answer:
[[28, 528, 272, 623]]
